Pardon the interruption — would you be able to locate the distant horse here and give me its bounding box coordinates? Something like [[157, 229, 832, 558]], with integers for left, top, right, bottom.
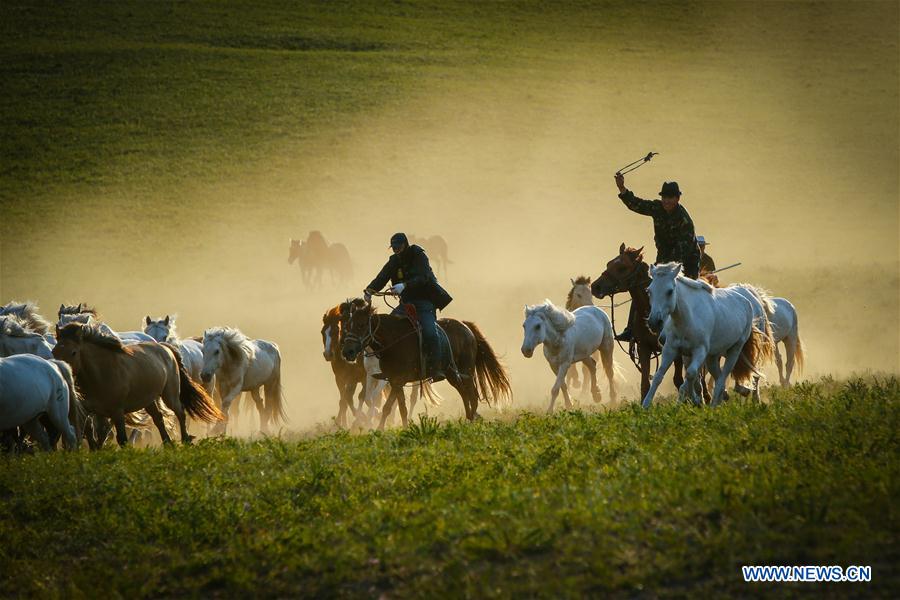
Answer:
[[288, 232, 353, 288], [592, 244, 691, 399], [642, 263, 773, 408], [521, 300, 617, 412], [0, 315, 54, 359], [769, 298, 805, 386], [143, 315, 211, 394], [58, 303, 154, 344], [341, 299, 510, 429], [409, 234, 451, 279], [0, 354, 78, 450], [201, 327, 286, 434], [53, 323, 222, 446], [0, 301, 54, 337], [564, 276, 597, 391]]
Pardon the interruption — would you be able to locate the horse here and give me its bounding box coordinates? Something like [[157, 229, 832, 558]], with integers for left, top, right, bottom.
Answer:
[[341, 298, 510, 429], [521, 300, 617, 412], [52, 323, 222, 446], [58, 303, 155, 344], [1, 301, 54, 337], [288, 232, 353, 288], [0, 354, 78, 451], [323, 303, 439, 429], [409, 234, 451, 279], [727, 284, 777, 399], [200, 327, 286, 435], [591, 244, 692, 400], [769, 298, 805, 386], [0, 315, 55, 359], [564, 276, 597, 390], [143, 315, 211, 394], [642, 263, 772, 408]]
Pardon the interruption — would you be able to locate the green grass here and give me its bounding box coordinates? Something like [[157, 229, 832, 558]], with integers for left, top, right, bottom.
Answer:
[[2, 377, 897, 597]]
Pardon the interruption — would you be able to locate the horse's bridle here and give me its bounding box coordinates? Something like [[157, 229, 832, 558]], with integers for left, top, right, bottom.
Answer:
[[601, 255, 650, 295], [343, 307, 382, 357]]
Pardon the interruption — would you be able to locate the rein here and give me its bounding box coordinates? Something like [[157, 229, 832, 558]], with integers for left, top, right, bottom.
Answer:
[[603, 261, 659, 373]]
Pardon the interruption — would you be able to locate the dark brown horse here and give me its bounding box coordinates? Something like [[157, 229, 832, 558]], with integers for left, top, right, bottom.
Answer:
[[322, 304, 366, 428], [52, 323, 223, 446], [340, 299, 510, 429], [591, 244, 690, 399]]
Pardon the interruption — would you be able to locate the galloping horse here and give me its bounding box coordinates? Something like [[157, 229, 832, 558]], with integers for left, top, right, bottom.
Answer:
[[521, 300, 617, 412], [770, 298, 805, 386], [52, 323, 222, 446], [591, 244, 691, 399], [564, 276, 597, 390], [288, 232, 353, 288], [143, 315, 211, 394], [340, 298, 510, 429], [643, 263, 773, 407], [200, 327, 286, 434]]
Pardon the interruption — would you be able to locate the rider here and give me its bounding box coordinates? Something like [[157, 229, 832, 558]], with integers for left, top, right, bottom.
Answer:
[[613, 172, 701, 342], [697, 235, 716, 274], [364, 232, 453, 383]]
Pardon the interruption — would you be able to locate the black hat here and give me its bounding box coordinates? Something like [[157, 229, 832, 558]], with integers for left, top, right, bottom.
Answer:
[[659, 181, 681, 197], [389, 232, 409, 250]]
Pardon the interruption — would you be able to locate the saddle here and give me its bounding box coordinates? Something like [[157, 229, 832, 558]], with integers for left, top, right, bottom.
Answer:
[[399, 303, 455, 382]]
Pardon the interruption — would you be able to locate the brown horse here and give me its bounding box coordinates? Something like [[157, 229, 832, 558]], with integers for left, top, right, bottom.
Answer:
[[592, 244, 706, 401], [322, 304, 367, 428], [52, 323, 223, 446], [340, 299, 510, 429]]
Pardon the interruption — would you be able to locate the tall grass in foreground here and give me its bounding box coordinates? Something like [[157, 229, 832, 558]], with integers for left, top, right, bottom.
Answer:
[[1, 376, 897, 597]]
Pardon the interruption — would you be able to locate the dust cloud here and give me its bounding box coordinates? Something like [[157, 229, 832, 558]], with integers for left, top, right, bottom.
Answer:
[[1, 3, 897, 434]]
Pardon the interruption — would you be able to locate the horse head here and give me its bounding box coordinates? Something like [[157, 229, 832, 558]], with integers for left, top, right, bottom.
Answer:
[[591, 243, 646, 299], [52, 323, 86, 372], [340, 298, 372, 362], [143, 316, 173, 343], [647, 263, 681, 333]]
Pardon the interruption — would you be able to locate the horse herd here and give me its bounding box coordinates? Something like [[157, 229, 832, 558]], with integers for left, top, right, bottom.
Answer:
[[0, 241, 804, 452]]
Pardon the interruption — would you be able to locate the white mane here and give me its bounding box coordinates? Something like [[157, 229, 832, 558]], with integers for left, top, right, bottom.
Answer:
[[525, 300, 576, 332], [729, 283, 776, 315], [0, 315, 42, 338], [0, 300, 52, 335], [205, 326, 256, 362], [653, 262, 714, 293]]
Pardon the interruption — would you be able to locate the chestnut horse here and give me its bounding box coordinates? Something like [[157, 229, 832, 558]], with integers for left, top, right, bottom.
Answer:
[[53, 323, 223, 446], [340, 298, 510, 429], [592, 244, 699, 400]]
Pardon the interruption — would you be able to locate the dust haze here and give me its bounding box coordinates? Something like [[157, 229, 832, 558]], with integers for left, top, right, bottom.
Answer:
[[1, 3, 897, 433]]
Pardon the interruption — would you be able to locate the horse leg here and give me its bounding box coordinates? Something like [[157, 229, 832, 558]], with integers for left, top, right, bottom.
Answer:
[[112, 412, 129, 447], [681, 350, 707, 406], [22, 418, 51, 451], [378, 387, 399, 431], [249, 388, 267, 434], [642, 346, 679, 409], [410, 384, 420, 417], [673, 355, 685, 391], [95, 416, 113, 449], [397, 389, 409, 428], [217, 385, 243, 435], [548, 363, 571, 413], [582, 355, 601, 403], [638, 344, 652, 400], [145, 400, 174, 446], [774, 342, 786, 387], [783, 337, 797, 387], [566, 364, 580, 390], [712, 344, 744, 407]]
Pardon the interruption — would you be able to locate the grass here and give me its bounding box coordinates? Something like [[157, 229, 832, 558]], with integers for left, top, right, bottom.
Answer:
[[1, 377, 897, 597]]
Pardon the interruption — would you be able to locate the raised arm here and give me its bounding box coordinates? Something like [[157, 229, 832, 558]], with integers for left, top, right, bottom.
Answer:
[[615, 172, 655, 216]]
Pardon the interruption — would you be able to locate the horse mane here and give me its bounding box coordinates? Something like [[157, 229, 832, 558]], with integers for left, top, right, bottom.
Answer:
[[59, 303, 98, 317], [0, 315, 43, 338], [526, 300, 576, 332], [57, 322, 132, 354], [324, 305, 342, 323], [730, 283, 777, 316], [0, 301, 52, 335], [654, 262, 714, 293], [205, 326, 256, 364]]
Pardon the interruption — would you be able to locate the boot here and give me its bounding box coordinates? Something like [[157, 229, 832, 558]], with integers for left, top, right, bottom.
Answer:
[[615, 326, 633, 342]]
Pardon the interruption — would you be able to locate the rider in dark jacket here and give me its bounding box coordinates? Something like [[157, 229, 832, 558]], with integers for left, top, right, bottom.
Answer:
[[365, 233, 452, 382]]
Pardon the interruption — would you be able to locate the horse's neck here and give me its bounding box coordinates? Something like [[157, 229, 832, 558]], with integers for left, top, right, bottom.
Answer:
[[541, 319, 564, 349], [669, 283, 699, 331], [372, 315, 412, 353], [78, 344, 121, 390]]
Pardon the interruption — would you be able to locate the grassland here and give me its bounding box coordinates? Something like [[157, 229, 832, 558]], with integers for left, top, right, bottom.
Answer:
[[1, 378, 897, 597]]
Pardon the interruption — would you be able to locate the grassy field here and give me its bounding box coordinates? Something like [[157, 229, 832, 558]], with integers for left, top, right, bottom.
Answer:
[[1, 378, 898, 597]]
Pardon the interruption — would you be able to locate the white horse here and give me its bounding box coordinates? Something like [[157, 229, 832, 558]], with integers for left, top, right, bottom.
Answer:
[[0, 354, 78, 450], [726, 284, 777, 399], [564, 276, 597, 390], [201, 327, 286, 434], [521, 300, 617, 412], [1, 300, 54, 339], [57, 304, 155, 344], [0, 315, 55, 359], [644, 263, 773, 408], [768, 298, 805, 386], [143, 315, 212, 393]]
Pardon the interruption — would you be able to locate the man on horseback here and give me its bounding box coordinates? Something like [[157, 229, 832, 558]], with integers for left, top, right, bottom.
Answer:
[[697, 235, 716, 274], [364, 233, 453, 383], [613, 173, 701, 341]]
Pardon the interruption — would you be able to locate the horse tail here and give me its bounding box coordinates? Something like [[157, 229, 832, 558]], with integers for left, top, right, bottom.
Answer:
[[419, 381, 443, 407], [50, 359, 81, 448], [732, 325, 768, 383], [463, 321, 512, 407], [267, 353, 288, 425], [793, 314, 805, 374], [164, 342, 224, 423]]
